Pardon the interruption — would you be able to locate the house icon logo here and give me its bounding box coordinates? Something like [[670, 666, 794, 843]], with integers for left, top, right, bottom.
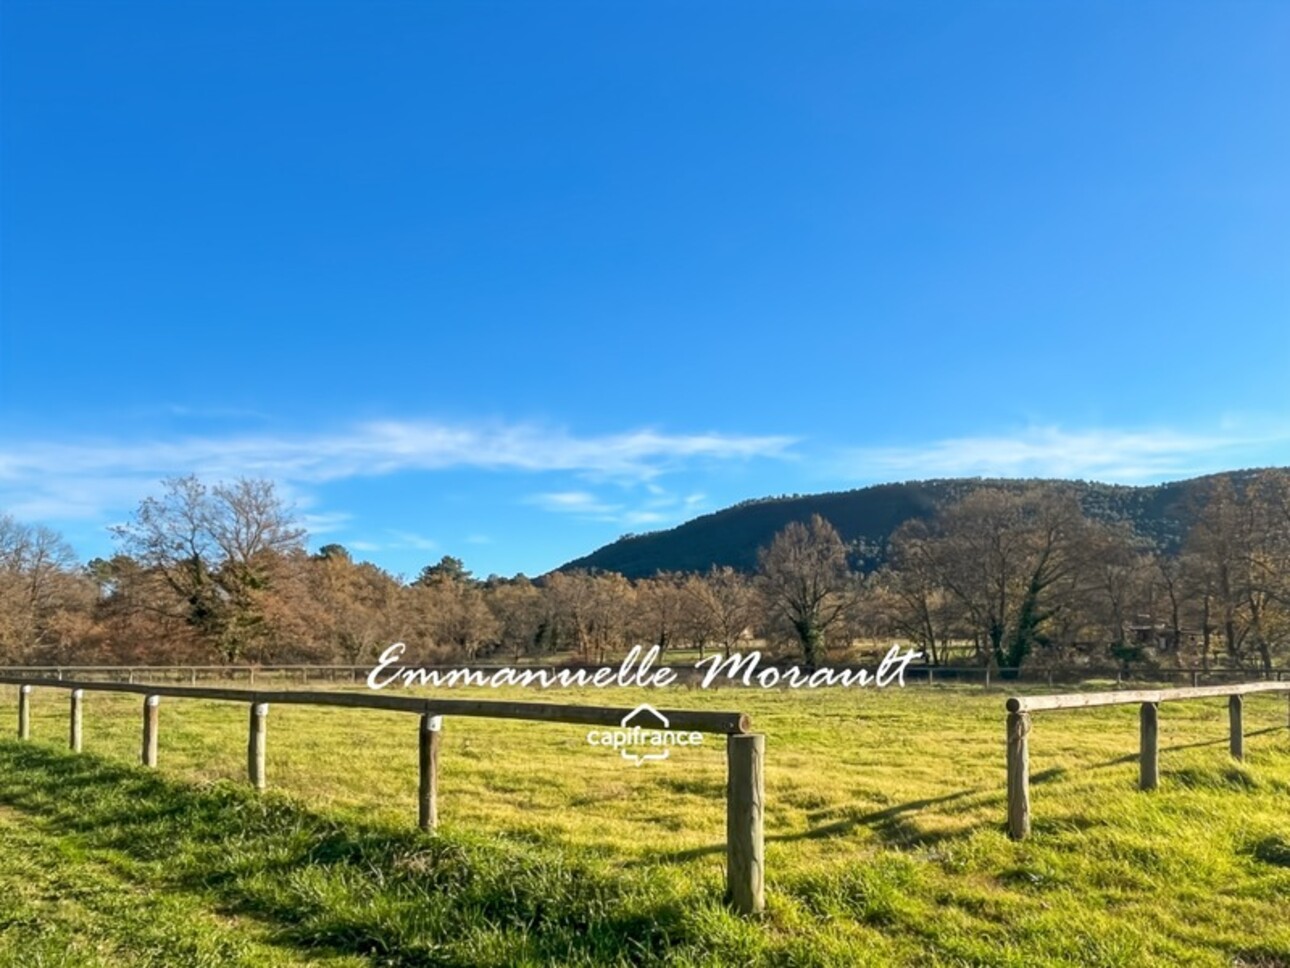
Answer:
[[585, 702, 703, 766], [619, 703, 672, 766]]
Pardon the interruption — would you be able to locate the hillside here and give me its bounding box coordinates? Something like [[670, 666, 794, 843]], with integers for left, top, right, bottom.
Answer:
[[558, 469, 1285, 578]]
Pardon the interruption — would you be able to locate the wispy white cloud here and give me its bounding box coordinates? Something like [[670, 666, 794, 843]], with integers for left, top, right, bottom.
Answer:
[[525, 491, 624, 516], [326, 532, 437, 557], [525, 485, 713, 529], [837, 425, 1290, 483], [386, 529, 439, 551], [0, 419, 795, 522], [0, 476, 161, 522], [619, 510, 669, 526], [300, 511, 353, 535]]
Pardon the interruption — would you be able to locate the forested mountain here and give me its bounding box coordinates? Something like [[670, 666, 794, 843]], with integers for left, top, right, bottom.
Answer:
[[560, 470, 1287, 578], [7, 467, 1290, 670]]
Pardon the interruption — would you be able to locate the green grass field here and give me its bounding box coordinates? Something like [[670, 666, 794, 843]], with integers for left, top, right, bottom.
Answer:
[[0, 679, 1287, 967]]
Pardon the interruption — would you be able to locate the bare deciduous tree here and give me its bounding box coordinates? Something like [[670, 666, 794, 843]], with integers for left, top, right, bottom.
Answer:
[[684, 566, 756, 659], [757, 515, 855, 669], [0, 515, 90, 662], [110, 476, 305, 661]]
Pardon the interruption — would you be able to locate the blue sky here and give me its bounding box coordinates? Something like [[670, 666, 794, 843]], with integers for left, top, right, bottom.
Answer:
[[2, 1, 1287, 578]]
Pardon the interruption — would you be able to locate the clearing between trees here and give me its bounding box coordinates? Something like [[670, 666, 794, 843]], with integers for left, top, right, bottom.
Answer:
[[1, 681, 1287, 966]]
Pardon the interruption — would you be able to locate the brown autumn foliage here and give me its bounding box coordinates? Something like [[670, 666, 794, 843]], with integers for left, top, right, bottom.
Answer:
[[3, 472, 1289, 672]]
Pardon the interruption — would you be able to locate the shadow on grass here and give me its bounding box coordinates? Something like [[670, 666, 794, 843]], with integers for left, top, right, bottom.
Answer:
[[1246, 834, 1290, 868], [650, 760, 1087, 865], [0, 741, 703, 968], [1076, 726, 1286, 771], [644, 785, 1004, 866], [646, 726, 1290, 867], [1165, 764, 1264, 791]]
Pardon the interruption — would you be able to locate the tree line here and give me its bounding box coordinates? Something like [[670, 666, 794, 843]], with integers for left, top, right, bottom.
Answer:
[[2, 470, 1288, 672]]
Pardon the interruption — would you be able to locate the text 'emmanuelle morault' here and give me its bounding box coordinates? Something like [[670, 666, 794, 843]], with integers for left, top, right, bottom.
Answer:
[[366, 643, 923, 691]]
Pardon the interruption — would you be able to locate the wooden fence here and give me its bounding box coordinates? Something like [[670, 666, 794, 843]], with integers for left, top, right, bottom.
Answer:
[[3, 662, 1285, 690], [2, 665, 369, 685], [1003, 682, 1290, 840], [0, 675, 765, 915]]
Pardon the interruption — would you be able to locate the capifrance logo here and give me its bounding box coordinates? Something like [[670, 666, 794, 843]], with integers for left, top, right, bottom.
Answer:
[[585, 703, 704, 766]]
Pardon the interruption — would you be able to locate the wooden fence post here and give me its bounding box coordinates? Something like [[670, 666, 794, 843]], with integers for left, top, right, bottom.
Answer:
[[17, 684, 31, 740], [726, 733, 765, 915], [418, 714, 442, 830], [1139, 702, 1159, 790], [1229, 695, 1244, 761], [248, 703, 268, 790], [1006, 711, 1031, 840], [70, 689, 84, 752], [141, 695, 160, 767]]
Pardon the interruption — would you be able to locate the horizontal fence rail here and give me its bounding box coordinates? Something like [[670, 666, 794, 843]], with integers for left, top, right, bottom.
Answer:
[[0, 676, 764, 915], [0, 665, 369, 686], [1004, 682, 1290, 841], [1007, 681, 1290, 713], [0, 676, 752, 734]]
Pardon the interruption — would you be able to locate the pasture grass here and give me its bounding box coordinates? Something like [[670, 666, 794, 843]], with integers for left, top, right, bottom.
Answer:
[[0, 678, 1288, 966]]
